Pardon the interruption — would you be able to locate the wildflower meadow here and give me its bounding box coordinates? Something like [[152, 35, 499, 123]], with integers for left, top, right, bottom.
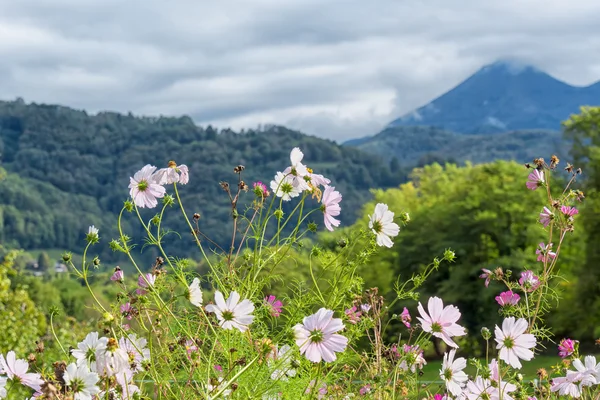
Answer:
[[0, 146, 598, 400]]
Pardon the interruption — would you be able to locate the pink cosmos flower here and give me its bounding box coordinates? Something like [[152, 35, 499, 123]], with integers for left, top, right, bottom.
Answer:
[[253, 181, 269, 197], [359, 384, 372, 395], [495, 291, 520, 306], [519, 271, 541, 292], [360, 304, 371, 313], [536, 242, 556, 263], [294, 308, 348, 362], [345, 306, 362, 324], [321, 186, 342, 231], [480, 269, 492, 287], [128, 164, 166, 209], [539, 207, 554, 227], [0, 351, 44, 392], [110, 267, 124, 282], [561, 205, 579, 217], [526, 169, 544, 190], [214, 365, 223, 373], [154, 162, 189, 185], [136, 273, 156, 295], [495, 317, 536, 369], [264, 295, 283, 317], [389, 344, 400, 359], [400, 307, 411, 328], [307, 172, 330, 188], [120, 302, 133, 320], [558, 338, 578, 358], [417, 296, 466, 348], [399, 344, 427, 372], [185, 340, 198, 356]]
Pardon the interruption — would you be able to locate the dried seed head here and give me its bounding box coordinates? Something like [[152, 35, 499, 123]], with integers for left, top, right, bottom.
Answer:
[[233, 165, 245, 174], [239, 181, 249, 192], [564, 163, 574, 173], [550, 155, 559, 169], [533, 158, 545, 168], [35, 341, 45, 353], [220, 181, 230, 191], [193, 213, 200, 221]]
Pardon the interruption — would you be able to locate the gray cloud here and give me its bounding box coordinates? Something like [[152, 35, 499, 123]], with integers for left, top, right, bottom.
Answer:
[[0, 0, 599, 142]]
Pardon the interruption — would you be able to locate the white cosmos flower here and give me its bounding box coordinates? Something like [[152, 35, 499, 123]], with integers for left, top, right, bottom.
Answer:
[[573, 355, 600, 383], [64, 363, 100, 400], [118, 334, 150, 373], [270, 171, 302, 201], [282, 147, 310, 191], [128, 164, 166, 208], [494, 317, 536, 369], [464, 376, 494, 400], [0, 376, 6, 398], [439, 349, 468, 397], [417, 296, 466, 348], [205, 291, 255, 332], [369, 203, 400, 248], [551, 370, 592, 398], [294, 308, 348, 363], [269, 345, 297, 381], [188, 278, 203, 307], [71, 332, 108, 373], [0, 351, 44, 392]]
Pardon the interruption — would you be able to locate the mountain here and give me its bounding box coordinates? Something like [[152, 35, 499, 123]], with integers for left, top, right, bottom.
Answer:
[[0, 99, 406, 262], [346, 126, 564, 166], [388, 60, 600, 134]]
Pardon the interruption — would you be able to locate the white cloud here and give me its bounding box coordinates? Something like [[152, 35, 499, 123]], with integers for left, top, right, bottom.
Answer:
[[0, 0, 599, 141]]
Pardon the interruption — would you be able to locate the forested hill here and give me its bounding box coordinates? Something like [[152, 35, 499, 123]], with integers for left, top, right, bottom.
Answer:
[[0, 99, 406, 261]]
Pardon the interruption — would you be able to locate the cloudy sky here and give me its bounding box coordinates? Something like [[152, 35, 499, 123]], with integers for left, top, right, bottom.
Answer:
[[1, 0, 599, 141]]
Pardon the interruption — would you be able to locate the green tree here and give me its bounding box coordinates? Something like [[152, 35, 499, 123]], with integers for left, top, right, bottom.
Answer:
[[38, 251, 51, 273], [563, 106, 600, 340]]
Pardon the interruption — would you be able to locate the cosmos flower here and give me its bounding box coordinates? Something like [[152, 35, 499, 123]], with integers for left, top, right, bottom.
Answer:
[[188, 278, 203, 307], [110, 267, 124, 282], [369, 203, 400, 248], [320, 185, 342, 231], [561, 205, 579, 217], [519, 271, 541, 292], [71, 332, 108, 373], [154, 161, 189, 185], [0, 351, 44, 392], [63, 363, 100, 400], [480, 268, 493, 287], [439, 349, 468, 397], [205, 291, 255, 332], [294, 308, 348, 363], [539, 207, 554, 227], [136, 273, 156, 295], [495, 291, 521, 306], [270, 171, 301, 201], [264, 295, 283, 317], [495, 317, 536, 369], [535, 242, 556, 263], [400, 307, 411, 328], [558, 338, 578, 358], [417, 296, 466, 348], [118, 334, 150, 373], [128, 164, 166, 209], [526, 169, 544, 191]]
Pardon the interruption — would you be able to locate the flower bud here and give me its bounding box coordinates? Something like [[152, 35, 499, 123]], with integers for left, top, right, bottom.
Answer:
[[62, 252, 72, 263], [274, 209, 284, 220], [481, 327, 492, 340]]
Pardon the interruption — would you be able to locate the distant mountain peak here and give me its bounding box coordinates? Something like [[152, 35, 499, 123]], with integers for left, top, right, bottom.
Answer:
[[387, 61, 599, 134], [476, 59, 542, 76]]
